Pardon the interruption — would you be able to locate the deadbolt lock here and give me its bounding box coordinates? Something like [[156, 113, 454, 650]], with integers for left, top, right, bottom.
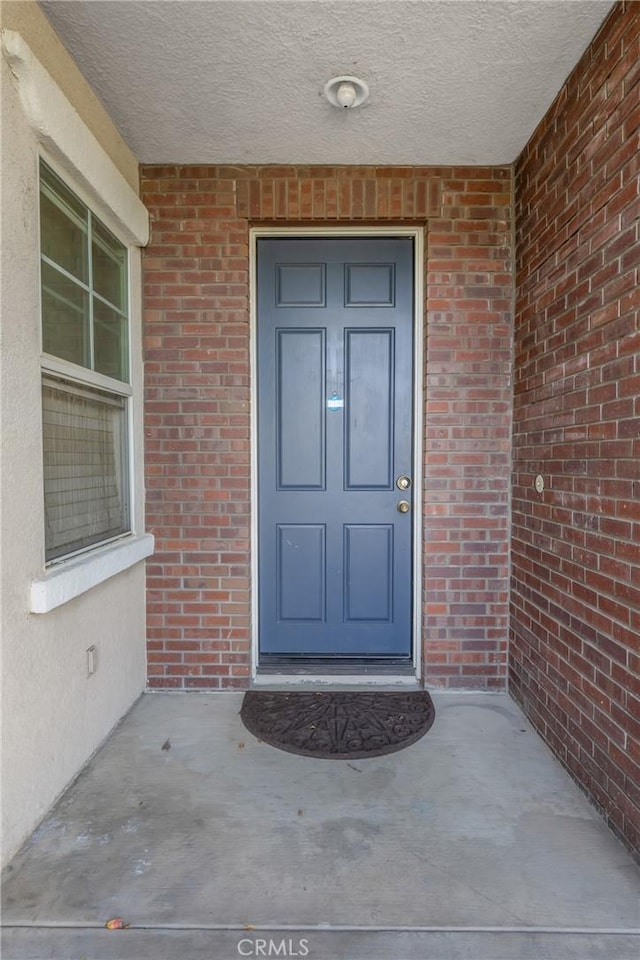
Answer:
[[396, 475, 411, 490], [397, 500, 411, 514]]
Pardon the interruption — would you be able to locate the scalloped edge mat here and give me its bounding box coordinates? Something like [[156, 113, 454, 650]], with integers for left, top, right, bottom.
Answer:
[[240, 690, 436, 759]]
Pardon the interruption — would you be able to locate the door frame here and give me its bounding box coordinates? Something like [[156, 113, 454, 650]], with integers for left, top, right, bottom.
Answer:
[[249, 226, 425, 686]]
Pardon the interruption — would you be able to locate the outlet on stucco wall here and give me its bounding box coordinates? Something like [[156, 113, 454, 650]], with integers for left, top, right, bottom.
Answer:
[[86, 645, 97, 677]]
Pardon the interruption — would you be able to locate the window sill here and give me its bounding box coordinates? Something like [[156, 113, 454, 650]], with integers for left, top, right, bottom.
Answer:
[[30, 533, 155, 613]]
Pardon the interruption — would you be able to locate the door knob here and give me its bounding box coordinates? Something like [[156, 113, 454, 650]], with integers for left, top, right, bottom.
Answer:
[[397, 500, 410, 513], [396, 475, 411, 490]]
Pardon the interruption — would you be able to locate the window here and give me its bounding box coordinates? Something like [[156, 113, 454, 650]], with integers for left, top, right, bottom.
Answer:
[[39, 161, 131, 562]]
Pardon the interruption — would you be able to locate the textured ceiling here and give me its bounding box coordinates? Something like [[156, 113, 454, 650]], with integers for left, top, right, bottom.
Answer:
[[40, 0, 614, 165]]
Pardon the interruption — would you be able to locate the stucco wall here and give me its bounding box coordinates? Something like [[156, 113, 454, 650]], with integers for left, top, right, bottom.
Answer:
[[0, 1, 138, 191], [0, 4, 147, 867]]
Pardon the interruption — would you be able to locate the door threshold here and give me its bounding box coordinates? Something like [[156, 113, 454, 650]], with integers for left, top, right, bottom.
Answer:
[[253, 660, 420, 688], [252, 674, 421, 689], [258, 657, 415, 675]]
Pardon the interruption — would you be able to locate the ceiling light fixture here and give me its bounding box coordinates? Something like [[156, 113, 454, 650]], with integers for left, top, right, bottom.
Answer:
[[324, 75, 369, 110]]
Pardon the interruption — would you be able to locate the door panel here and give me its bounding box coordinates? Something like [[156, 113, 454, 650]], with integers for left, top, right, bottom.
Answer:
[[276, 329, 325, 489], [277, 524, 326, 622], [345, 263, 395, 306], [344, 328, 394, 489], [276, 263, 326, 306], [257, 237, 414, 659], [344, 524, 393, 622]]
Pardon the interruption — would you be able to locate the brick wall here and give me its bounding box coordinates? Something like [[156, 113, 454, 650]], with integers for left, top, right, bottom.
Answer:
[[141, 165, 513, 690], [511, 1, 640, 852]]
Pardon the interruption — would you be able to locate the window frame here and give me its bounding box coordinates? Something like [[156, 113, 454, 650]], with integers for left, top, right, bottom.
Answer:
[[38, 155, 136, 567], [5, 27, 153, 615], [40, 161, 130, 381]]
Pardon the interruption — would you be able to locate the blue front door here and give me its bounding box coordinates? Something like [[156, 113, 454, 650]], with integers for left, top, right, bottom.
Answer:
[[257, 237, 414, 659]]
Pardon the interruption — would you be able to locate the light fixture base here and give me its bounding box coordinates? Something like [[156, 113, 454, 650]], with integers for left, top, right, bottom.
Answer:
[[324, 75, 369, 110]]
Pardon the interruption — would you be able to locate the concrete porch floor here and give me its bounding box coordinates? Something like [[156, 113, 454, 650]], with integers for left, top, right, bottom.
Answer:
[[2, 691, 639, 960]]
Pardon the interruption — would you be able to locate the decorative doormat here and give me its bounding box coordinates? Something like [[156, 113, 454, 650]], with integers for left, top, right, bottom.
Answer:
[[240, 690, 436, 759]]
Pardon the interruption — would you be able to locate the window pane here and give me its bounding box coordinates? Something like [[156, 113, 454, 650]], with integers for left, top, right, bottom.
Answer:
[[94, 298, 128, 381], [92, 219, 127, 311], [42, 380, 129, 562], [41, 262, 89, 367], [40, 169, 88, 284]]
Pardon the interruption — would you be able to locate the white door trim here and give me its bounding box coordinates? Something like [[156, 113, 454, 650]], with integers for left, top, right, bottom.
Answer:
[[249, 226, 425, 686]]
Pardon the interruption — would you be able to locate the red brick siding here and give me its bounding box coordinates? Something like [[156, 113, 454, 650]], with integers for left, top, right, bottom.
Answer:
[[141, 165, 513, 690], [511, 1, 640, 853]]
